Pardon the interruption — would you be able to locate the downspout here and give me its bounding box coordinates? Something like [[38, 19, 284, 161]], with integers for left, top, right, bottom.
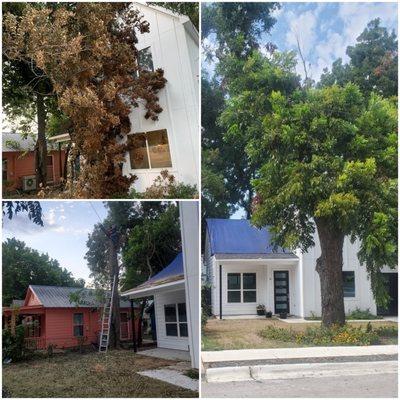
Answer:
[[58, 142, 62, 180], [219, 264, 223, 320]]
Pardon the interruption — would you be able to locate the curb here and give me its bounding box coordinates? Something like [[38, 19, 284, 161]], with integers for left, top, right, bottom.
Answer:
[[205, 360, 398, 383]]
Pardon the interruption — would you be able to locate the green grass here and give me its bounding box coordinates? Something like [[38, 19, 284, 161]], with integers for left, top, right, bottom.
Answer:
[[2, 350, 198, 398], [184, 369, 199, 380]]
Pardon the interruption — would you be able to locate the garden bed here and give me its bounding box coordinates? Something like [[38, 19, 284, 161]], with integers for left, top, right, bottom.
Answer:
[[202, 318, 397, 351], [2, 350, 198, 397]]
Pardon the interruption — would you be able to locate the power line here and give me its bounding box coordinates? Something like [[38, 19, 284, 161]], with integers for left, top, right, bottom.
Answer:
[[89, 202, 103, 224]]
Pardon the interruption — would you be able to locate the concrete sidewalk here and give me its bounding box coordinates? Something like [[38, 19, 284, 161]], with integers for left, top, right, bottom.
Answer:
[[202, 345, 398, 364]]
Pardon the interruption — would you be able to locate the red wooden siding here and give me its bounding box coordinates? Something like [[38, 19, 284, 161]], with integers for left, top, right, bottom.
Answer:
[[3, 150, 66, 191]]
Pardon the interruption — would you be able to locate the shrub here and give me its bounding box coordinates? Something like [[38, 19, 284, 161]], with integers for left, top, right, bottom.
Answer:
[[2, 325, 31, 362], [374, 325, 398, 337], [260, 324, 380, 346], [346, 308, 382, 320]]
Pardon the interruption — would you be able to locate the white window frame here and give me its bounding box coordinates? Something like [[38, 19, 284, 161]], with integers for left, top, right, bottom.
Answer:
[[227, 272, 257, 304], [164, 303, 188, 338], [128, 130, 173, 171]]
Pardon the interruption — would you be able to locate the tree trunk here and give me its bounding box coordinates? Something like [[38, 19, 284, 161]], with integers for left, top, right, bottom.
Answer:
[[315, 218, 346, 327], [35, 93, 47, 189], [108, 239, 121, 349]]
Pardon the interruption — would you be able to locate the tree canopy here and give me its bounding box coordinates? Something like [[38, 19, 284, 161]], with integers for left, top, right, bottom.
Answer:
[[3, 238, 84, 306], [2, 201, 44, 226]]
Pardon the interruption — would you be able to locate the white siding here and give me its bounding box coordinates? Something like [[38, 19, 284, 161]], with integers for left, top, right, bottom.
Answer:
[[122, 4, 199, 192], [210, 260, 299, 317], [154, 289, 189, 351], [301, 232, 398, 317]]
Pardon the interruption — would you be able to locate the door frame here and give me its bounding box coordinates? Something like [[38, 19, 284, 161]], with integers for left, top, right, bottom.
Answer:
[[273, 270, 290, 314], [377, 273, 398, 316]]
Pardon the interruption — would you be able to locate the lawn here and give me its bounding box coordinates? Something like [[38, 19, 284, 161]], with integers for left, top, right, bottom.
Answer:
[[2, 350, 198, 398], [202, 318, 397, 351]]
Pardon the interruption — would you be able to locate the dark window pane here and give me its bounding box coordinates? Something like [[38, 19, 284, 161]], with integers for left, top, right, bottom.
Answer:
[[138, 47, 154, 72], [343, 271, 355, 297], [2, 159, 7, 181], [227, 290, 241, 303], [164, 304, 177, 322], [47, 155, 53, 166], [243, 290, 257, 303], [243, 273, 256, 289], [73, 313, 83, 325], [228, 273, 241, 290], [129, 134, 150, 169], [178, 303, 187, 322], [74, 325, 83, 337], [276, 303, 287, 310], [120, 313, 128, 322], [166, 323, 178, 336], [147, 130, 172, 168], [275, 272, 287, 279], [179, 323, 188, 337]]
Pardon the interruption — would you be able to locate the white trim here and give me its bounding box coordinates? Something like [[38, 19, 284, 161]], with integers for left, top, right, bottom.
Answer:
[[121, 279, 185, 298]]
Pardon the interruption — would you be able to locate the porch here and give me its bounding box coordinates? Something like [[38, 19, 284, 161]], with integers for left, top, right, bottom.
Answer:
[[212, 256, 300, 319]]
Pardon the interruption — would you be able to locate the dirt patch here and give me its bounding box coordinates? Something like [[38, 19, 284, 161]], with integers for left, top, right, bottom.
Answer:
[[2, 350, 198, 397]]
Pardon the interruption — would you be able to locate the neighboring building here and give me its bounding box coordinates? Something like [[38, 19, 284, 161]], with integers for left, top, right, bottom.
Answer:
[[122, 3, 199, 192], [122, 202, 199, 368], [204, 219, 398, 318], [3, 285, 139, 350], [2, 132, 66, 192]]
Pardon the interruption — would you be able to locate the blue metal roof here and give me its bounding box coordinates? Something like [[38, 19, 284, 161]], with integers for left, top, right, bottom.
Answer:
[[146, 252, 183, 284], [206, 219, 289, 255]]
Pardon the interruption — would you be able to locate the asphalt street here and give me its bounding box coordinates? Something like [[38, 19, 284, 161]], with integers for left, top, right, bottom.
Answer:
[[201, 372, 398, 398]]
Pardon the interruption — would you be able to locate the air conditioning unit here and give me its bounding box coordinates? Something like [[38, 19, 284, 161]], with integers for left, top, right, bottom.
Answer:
[[22, 175, 37, 192]]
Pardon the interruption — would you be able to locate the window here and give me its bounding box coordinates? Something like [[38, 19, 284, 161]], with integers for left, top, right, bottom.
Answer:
[[25, 316, 41, 338], [47, 155, 53, 166], [2, 159, 7, 181], [164, 303, 188, 337], [128, 130, 172, 170], [343, 271, 355, 297], [227, 273, 257, 303], [138, 47, 154, 73], [73, 313, 84, 337]]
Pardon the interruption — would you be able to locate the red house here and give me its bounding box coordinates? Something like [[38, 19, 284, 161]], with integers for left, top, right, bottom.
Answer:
[[2, 132, 66, 192], [3, 285, 139, 350]]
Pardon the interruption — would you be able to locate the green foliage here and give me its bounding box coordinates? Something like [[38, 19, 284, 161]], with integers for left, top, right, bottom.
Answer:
[[2, 238, 84, 306], [319, 19, 397, 97], [2, 325, 30, 362], [260, 324, 380, 346], [201, 284, 211, 329], [201, 2, 280, 216], [374, 325, 398, 337], [346, 308, 382, 320], [251, 84, 397, 306], [2, 201, 43, 226]]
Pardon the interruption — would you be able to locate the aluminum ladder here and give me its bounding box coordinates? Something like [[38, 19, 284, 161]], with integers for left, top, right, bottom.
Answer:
[[99, 275, 117, 353]]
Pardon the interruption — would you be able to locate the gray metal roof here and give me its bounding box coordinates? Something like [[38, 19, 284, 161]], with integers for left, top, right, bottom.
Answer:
[[29, 285, 131, 308], [2, 132, 36, 152], [11, 300, 24, 307], [214, 253, 298, 260]]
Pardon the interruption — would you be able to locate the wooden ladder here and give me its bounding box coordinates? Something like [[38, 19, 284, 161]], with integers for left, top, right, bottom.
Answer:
[[99, 275, 117, 353]]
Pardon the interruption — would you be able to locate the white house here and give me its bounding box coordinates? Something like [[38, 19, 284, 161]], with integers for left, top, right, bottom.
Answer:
[[122, 202, 199, 368], [122, 3, 199, 192], [204, 219, 398, 318]]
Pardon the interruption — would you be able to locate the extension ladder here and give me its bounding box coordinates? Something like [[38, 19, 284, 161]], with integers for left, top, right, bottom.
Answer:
[[99, 275, 117, 353]]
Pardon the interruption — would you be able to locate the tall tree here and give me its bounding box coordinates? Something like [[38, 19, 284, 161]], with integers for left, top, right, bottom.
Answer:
[[319, 18, 398, 97], [250, 84, 397, 326], [2, 238, 84, 306], [2, 2, 59, 188], [201, 2, 280, 216], [3, 3, 166, 198]]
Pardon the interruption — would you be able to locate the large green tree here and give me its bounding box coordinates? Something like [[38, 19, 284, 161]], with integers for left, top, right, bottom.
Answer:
[[2, 238, 84, 306], [201, 2, 281, 217], [250, 84, 397, 326], [319, 18, 398, 97]]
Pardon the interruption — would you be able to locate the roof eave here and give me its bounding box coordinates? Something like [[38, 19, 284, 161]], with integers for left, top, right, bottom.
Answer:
[[122, 279, 185, 298]]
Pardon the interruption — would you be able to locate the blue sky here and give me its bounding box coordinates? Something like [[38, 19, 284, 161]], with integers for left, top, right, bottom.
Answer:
[[3, 201, 108, 284], [203, 1, 398, 82]]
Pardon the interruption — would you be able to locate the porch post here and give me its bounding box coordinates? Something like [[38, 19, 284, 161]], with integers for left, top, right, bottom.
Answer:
[[130, 299, 137, 353], [219, 264, 223, 320]]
